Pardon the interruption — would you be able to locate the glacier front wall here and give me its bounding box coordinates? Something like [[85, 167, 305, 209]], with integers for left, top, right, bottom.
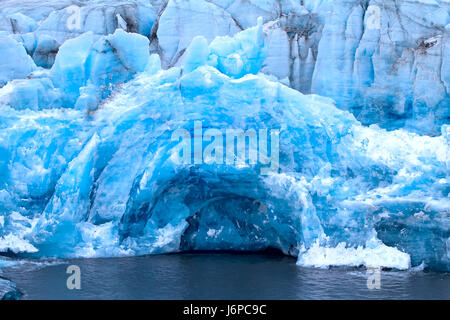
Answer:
[[0, 0, 448, 271]]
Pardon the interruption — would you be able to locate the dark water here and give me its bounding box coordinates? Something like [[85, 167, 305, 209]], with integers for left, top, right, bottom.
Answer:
[[2, 253, 449, 300]]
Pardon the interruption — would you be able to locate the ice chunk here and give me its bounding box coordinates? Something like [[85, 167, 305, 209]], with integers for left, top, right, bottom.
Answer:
[[9, 12, 38, 33], [106, 28, 150, 73], [32, 35, 59, 68], [0, 233, 38, 254], [208, 17, 266, 78], [50, 29, 150, 110], [181, 36, 210, 73], [0, 36, 36, 87], [297, 239, 411, 270], [75, 29, 150, 111], [50, 31, 96, 105], [6, 77, 62, 111], [0, 278, 22, 300]]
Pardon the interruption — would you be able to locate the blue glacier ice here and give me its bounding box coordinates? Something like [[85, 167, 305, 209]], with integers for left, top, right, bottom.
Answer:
[[0, 35, 36, 87], [0, 277, 22, 300], [0, 0, 449, 272], [51, 28, 151, 110]]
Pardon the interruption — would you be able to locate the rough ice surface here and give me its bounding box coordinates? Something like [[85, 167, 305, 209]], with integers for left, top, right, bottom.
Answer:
[[0, 36, 36, 87], [1, 0, 448, 133], [0, 277, 22, 300], [51, 28, 150, 110], [298, 238, 412, 269], [0, 0, 449, 272]]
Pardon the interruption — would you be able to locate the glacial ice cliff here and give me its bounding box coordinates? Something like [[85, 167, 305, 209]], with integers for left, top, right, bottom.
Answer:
[[0, 0, 449, 271]]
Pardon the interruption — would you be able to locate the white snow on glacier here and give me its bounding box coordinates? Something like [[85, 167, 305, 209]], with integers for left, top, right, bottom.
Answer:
[[0, 0, 448, 271]]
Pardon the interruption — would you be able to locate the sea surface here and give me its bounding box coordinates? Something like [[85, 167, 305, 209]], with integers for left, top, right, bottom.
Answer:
[[1, 253, 449, 300]]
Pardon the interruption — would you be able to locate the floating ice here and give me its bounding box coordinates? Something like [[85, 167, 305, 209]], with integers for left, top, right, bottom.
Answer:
[[297, 238, 411, 270]]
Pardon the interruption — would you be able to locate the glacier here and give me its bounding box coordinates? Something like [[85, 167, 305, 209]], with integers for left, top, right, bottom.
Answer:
[[0, 0, 449, 272]]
